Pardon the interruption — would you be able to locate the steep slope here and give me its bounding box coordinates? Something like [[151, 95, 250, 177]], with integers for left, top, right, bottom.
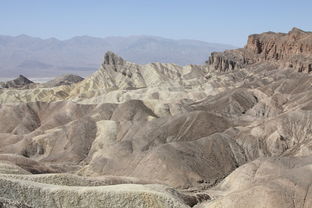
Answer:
[[71, 51, 210, 91], [207, 27, 312, 72], [197, 156, 312, 208], [0, 75, 35, 89]]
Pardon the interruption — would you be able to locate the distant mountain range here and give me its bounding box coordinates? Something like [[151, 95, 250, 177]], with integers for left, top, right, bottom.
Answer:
[[0, 34, 235, 77]]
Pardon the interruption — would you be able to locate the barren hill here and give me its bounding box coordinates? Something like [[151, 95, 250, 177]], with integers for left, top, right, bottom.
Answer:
[[0, 28, 311, 208]]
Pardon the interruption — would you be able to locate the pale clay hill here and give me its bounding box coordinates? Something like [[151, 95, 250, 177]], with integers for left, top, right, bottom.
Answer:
[[0, 28, 312, 208]]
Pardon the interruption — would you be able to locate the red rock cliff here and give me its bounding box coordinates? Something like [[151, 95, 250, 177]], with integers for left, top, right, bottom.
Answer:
[[208, 28, 312, 72]]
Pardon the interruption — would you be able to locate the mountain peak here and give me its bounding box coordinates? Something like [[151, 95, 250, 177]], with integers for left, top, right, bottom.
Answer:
[[104, 51, 125, 65], [0, 74, 34, 89], [15, 75, 33, 84], [289, 27, 305, 34], [18, 74, 30, 80], [42, 74, 84, 88]]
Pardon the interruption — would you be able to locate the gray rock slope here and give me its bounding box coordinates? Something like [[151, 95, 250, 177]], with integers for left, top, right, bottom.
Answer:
[[0, 75, 34, 89]]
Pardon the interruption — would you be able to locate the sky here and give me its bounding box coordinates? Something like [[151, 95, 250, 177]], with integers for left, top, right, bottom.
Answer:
[[0, 0, 311, 46]]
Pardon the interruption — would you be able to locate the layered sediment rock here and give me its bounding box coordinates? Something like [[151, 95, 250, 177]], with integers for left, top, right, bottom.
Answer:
[[207, 27, 312, 72], [206, 49, 251, 71]]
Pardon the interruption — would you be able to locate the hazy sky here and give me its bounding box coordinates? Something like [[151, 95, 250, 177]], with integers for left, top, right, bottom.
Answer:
[[1, 0, 311, 46]]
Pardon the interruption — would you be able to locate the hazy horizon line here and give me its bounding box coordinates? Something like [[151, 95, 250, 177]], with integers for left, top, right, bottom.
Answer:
[[0, 33, 241, 47]]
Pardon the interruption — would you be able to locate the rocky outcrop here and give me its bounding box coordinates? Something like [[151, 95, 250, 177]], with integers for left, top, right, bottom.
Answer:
[[68, 51, 210, 99], [207, 28, 312, 72], [206, 49, 253, 71], [0, 75, 35, 89], [246, 27, 312, 71], [104, 51, 126, 66], [42, 74, 84, 88]]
